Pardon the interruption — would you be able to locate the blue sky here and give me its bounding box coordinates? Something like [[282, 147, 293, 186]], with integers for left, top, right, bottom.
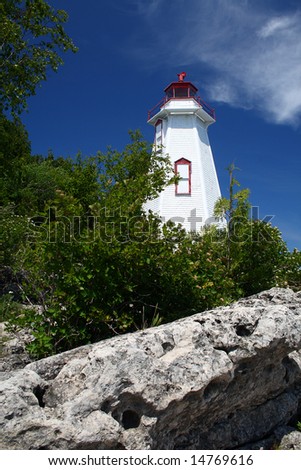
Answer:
[[22, 0, 301, 250]]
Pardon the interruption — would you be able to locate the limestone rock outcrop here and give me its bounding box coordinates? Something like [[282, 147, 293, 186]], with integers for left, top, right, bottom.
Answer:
[[0, 287, 300, 449]]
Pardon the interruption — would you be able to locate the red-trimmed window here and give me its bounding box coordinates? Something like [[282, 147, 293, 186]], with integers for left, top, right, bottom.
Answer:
[[175, 158, 191, 195]]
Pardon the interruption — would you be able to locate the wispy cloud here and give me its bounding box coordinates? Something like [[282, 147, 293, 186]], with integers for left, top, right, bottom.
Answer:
[[258, 15, 296, 38], [132, 0, 301, 126]]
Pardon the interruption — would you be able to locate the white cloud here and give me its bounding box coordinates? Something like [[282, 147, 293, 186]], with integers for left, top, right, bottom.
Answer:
[[133, 0, 301, 126], [258, 15, 297, 38]]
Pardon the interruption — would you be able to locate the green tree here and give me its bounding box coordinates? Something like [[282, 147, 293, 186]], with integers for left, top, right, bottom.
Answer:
[[0, 0, 77, 115], [229, 220, 289, 296], [95, 130, 176, 214], [276, 248, 301, 292], [0, 204, 29, 266], [0, 0, 78, 267], [214, 165, 291, 296], [18, 159, 73, 213], [0, 114, 31, 206], [214, 163, 250, 270]]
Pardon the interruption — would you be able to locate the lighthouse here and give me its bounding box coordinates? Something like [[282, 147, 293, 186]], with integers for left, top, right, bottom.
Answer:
[[145, 73, 222, 232]]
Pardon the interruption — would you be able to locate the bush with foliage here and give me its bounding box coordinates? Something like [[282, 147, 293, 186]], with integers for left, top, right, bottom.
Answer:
[[4, 133, 231, 356], [1, 133, 300, 358]]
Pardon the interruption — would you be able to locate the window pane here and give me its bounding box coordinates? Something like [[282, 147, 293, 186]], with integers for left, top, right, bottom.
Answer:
[[177, 179, 189, 193], [178, 164, 189, 179], [189, 87, 196, 97], [175, 87, 188, 97]]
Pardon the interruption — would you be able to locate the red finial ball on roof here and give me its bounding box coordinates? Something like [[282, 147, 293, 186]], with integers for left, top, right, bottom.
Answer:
[[177, 72, 186, 82]]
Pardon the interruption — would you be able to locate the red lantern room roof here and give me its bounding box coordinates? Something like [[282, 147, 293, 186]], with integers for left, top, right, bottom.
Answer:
[[164, 71, 198, 98]]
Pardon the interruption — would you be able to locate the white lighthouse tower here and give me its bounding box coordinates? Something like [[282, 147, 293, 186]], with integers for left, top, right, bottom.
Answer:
[[145, 72, 222, 232]]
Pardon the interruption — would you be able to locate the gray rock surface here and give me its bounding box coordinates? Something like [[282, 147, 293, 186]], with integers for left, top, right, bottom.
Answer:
[[0, 287, 300, 450], [278, 428, 301, 449], [0, 322, 33, 375]]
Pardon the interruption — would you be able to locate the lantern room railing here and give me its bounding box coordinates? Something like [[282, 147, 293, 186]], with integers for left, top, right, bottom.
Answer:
[[147, 96, 216, 121]]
